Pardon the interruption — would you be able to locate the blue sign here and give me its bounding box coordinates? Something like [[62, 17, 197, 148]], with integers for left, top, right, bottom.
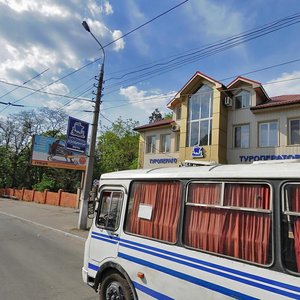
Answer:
[[192, 145, 205, 158], [66, 117, 89, 153], [240, 154, 300, 163]]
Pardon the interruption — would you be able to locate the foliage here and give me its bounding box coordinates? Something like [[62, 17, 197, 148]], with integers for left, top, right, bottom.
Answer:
[[33, 174, 56, 192], [96, 118, 140, 175], [0, 108, 81, 192], [148, 108, 162, 123], [164, 112, 173, 119]]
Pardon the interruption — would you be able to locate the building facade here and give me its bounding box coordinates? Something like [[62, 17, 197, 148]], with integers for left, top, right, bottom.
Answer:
[[134, 71, 300, 168]]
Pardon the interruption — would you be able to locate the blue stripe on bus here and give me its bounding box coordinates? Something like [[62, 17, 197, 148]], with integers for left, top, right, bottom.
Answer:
[[91, 234, 118, 245], [133, 281, 174, 300], [87, 261, 173, 299], [88, 263, 99, 271], [92, 231, 120, 241], [118, 237, 300, 294], [91, 232, 300, 296], [119, 252, 258, 300], [119, 242, 300, 299]]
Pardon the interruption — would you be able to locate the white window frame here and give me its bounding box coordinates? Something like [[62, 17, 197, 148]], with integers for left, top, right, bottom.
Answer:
[[235, 90, 251, 109], [160, 134, 171, 153], [146, 135, 156, 154], [289, 118, 300, 145], [187, 85, 213, 147], [175, 132, 180, 152], [259, 121, 278, 147], [234, 124, 250, 148]]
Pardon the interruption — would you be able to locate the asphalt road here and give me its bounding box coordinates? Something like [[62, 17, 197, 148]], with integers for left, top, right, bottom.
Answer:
[[0, 209, 97, 299]]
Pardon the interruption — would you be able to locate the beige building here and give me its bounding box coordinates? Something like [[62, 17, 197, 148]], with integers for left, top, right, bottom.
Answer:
[[134, 71, 300, 168]]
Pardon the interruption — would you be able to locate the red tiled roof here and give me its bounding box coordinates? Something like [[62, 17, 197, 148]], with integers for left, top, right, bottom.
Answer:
[[227, 76, 262, 88], [134, 119, 174, 131], [251, 94, 300, 110]]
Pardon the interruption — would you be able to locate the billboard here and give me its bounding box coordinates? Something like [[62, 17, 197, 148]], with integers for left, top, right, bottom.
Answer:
[[31, 135, 87, 171], [66, 117, 89, 153]]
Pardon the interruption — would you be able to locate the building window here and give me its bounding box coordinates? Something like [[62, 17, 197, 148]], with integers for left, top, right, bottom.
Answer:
[[290, 119, 300, 145], [235, 90, 251, 109], [259, 121, 278, 147], [234, 124, 250, 148], [187, 84, 213, 147], [160, 134, 171, 153], [146, 135, 156, 153], [175, 132, 180, 152]]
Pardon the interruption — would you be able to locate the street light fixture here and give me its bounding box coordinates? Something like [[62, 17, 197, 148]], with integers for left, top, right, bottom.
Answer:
[[78, 21, 105, 230]]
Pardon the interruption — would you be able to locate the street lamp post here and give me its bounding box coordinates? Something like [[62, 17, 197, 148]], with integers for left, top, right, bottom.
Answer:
[[78, 21, 105, 230]]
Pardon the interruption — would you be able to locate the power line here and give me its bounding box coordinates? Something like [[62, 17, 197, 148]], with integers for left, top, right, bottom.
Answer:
[[0, 68, 49, 100], [103, 12, 300, 94], [102, 0, 189, 48], [102, 75, 300, 111], [0, 79, 93, 102]]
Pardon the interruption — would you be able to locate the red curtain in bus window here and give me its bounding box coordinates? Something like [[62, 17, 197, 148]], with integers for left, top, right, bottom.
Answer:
[[184, 183, 225, 253], [127, 182, 181, 243], [291, 185, 300, 272], [221, 184, 271, 264]]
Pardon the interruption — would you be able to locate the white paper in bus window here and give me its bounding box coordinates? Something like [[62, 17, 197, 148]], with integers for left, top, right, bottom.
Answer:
[[138, 204, 152, 220]]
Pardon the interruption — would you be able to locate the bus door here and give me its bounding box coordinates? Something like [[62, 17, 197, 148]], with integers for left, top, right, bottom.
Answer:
[[89, 187, 125, 263]]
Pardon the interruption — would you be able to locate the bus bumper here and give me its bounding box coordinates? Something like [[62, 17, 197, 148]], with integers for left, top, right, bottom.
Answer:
[[82, 267, 88, 284]]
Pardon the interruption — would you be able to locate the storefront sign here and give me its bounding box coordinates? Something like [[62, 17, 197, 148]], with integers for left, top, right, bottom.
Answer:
[[240, 154, 300, 163], [66, 117, 89, 153], [149, 158, 178, 164], [192, 146, 205, 158]]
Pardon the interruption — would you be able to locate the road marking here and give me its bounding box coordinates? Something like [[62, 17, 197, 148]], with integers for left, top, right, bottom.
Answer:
[[0, 210, 86, 241]]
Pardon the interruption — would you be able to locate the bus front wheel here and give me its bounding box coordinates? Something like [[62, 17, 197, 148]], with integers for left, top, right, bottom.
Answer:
[[100, 272, 134, 300]]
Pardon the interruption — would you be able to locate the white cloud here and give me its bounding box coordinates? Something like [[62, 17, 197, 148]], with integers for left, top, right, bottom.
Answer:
[[88, 0, 113, 16], [264, 71, 300, 97], [186, 0, 245, 38], [104, 1, 113, 15], [119, 85, 175, 115], [0, 0, 70, 17], [112, 30, 125, 51]]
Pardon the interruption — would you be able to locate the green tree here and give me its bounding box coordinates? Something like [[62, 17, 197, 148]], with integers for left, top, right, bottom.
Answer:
[[0, 107, 81, 192], [96, 118, 139, 175]]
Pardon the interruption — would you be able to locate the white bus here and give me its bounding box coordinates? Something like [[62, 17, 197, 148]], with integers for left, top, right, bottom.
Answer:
[[82, 161, 300, 300]]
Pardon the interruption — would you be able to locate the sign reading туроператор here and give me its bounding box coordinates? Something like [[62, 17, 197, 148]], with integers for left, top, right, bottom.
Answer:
[[66, 117, 89, 153], [240, 154, 300, 162]]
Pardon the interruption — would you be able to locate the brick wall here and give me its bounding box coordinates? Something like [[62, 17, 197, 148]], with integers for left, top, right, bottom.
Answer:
[[0, 188, 78, 208]]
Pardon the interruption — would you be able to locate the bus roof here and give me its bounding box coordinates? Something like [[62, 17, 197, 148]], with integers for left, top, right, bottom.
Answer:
[[100, 160, 300, 180]]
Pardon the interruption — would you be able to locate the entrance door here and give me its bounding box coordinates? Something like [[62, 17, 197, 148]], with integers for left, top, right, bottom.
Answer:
[[89, 187, 124, 263]]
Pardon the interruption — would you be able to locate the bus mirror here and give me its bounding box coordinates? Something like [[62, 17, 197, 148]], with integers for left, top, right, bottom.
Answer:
[[88, 200, 96, 219]]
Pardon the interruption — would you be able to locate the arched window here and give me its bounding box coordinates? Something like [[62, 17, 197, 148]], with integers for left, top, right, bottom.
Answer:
[[187, 85, 213, 147]]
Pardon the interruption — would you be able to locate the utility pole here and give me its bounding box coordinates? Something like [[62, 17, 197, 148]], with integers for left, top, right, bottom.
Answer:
[[78, 21, 105, 230]]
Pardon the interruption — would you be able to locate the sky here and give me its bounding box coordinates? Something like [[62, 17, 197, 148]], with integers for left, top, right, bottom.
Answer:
[[0, 0, 300, 130]]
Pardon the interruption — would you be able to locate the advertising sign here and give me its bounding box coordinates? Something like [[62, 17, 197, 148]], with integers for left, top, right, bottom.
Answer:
[[66, 117, 89, 153], [192, 145, 205, 158], [31, 135, 87, 171]]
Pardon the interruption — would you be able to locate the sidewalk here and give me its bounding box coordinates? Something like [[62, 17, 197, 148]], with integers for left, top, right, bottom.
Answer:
[[0, 197, 92, 239]]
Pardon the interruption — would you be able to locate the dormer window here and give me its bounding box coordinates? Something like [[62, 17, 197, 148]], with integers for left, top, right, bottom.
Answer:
[[235, 90, 250, 109]]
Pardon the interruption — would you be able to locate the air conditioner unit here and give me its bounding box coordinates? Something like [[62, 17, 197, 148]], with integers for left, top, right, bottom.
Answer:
[[171, 123, 180, 132], [224, 97, 232, 107]]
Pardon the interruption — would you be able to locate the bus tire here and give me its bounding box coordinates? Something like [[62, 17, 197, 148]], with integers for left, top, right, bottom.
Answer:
[[99, 272, 134, 300]]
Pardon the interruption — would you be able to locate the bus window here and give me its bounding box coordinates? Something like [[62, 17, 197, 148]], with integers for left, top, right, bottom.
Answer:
[[125, 181, 182, 243], [97, 191, 123, 230], [282, 183, 300, 274], [184, 182, 272, 265]]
